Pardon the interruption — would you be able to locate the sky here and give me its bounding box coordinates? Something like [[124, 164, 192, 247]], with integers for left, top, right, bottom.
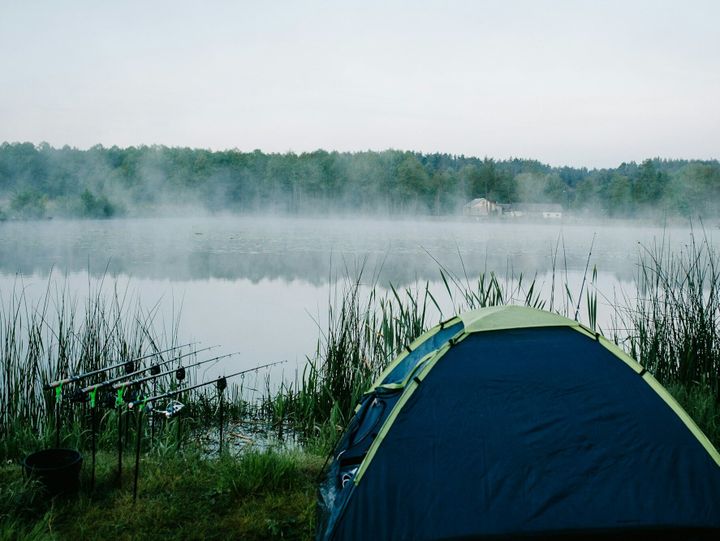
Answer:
[[0, 0, 718, 168]]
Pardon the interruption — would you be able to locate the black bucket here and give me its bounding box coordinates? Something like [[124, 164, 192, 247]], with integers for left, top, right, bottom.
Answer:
[[22, 448, 83, 496]]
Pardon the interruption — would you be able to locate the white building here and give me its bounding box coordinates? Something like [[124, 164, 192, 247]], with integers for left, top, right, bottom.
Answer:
[[463, 198, 500, 217]]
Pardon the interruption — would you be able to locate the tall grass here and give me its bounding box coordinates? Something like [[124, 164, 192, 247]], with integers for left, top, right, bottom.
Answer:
[[617, 233, 720, 400], [0, 277, 180, 459], [263, 275, 442, 448], [270, 266, 564, 450], [3, 235, 719, 460], [271, 238, 720, 452]]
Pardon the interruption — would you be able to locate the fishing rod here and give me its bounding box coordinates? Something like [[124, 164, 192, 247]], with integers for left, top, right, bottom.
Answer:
[[111, 351, 240, 391], [128, 358, 287, 502], [106, 346, 218, 487], [74, 344, 218, 491], [44, 342, 199, 390], [80, 345, 219, 395], [47, 341, 202, 452], [126, 359, 287, 409]]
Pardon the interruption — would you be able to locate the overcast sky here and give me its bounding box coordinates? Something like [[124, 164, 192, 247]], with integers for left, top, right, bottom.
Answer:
[[1, 0, 718, 167]]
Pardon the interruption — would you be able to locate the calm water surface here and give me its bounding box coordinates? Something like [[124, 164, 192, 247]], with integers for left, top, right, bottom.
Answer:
[[0, 216, 715, 382]]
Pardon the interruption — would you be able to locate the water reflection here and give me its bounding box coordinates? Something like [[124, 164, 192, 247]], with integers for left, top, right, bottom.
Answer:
[[1, 216, 710, 285], [0, 216, 714, 381]]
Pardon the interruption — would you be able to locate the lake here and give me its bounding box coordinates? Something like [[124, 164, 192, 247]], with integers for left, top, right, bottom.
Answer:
[[0, 216, 714, 386]]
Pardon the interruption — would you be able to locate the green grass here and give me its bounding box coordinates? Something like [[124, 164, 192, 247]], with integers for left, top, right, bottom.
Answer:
[[666, 382, 720, 448], [261, 275, 445, 453], [1, 449, 323, 541]]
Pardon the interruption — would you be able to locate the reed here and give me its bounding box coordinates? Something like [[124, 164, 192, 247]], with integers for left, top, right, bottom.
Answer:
[[268, 241, 719, 453], [0, 277, 223, 460], [615, 232, 720, 400], [268, 265, 565, 451]]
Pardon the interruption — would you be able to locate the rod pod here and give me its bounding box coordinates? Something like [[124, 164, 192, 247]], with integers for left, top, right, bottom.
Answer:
[[133, 406, 144, 503], [89, 388, 98, 491], [150, 365, 160, 446], [217, 376, 227, 455], [116, 388, 125, 488]]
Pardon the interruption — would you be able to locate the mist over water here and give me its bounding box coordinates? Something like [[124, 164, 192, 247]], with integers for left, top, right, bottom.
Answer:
[[1, 216, 716, 380], [0, 215, 708, 283]]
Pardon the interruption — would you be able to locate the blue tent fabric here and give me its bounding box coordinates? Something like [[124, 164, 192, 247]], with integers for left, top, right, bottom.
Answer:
[[380, 321, 463, 385], [319, 322, 720, 540]]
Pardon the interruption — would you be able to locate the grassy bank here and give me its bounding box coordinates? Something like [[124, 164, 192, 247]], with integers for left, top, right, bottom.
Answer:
[[0, 449, 323, 541], [2, 236, 720, 539]]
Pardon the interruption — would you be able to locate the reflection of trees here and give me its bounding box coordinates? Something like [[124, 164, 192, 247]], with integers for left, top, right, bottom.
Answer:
[[0, 217, 696, 286]]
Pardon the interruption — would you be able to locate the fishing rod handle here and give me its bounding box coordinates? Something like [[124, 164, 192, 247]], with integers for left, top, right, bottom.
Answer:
[[44, 377, 72, 390]]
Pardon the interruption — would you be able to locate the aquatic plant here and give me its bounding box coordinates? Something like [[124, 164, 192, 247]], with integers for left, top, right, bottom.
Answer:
[[617, 231, 720, 400], [269, 237, 719, 453], [0, 277, 190, 459], [269, 263, 567, 451]]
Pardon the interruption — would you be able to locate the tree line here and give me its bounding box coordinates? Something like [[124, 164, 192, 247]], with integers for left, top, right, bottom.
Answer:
[[0, 142, 718, 219]]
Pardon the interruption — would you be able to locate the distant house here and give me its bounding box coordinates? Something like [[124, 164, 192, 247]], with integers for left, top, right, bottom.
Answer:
[[504, 203, 563, 219], [463, 198, 500, 217]]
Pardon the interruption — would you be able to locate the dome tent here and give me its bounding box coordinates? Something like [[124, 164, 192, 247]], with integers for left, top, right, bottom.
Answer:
[[317, 306, 720, 540]]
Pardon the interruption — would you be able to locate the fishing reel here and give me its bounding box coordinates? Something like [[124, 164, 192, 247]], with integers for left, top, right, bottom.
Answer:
[[69, 388, 89, 404], [101, 392, 117, 409], [176, 366, 186, 382], [159, 400, 185, 419]]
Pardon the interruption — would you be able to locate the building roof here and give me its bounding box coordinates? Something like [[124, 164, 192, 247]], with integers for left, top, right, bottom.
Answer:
[[463, 197, 495, 207]]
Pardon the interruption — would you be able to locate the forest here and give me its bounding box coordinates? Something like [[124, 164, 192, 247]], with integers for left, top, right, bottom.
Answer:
[[0, 142, 719, 219]]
